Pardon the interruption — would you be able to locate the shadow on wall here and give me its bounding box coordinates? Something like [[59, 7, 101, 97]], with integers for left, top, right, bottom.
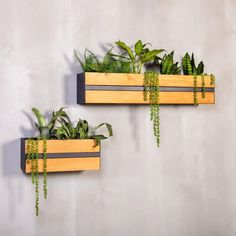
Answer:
[[2, 110, 35, 177], [2, 139, 21, 177], [64, 54, 81, 106]]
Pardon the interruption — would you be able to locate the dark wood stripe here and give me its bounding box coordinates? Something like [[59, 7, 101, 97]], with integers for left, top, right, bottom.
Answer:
[[25, 152, 100, 159], [85, 85, 215, 92]]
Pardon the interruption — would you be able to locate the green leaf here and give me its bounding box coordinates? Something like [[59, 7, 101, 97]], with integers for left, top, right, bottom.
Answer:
[[182, 53, 192, 75], [48, 108, 67, 131], [32, 108, 46, 127], [197, 61, 204, 75], [135, 40, 143, 55], [92, 123, 113, 137], [191, 53, 197, 74], [141, 49, 165, 63], [115, 41, 135, 60], [84, 49, 101, 72], [162, 51, 174, 74], [90, 135, 108, 146], [170, 62, 180, 74], [81, 120, 89, 132], [40, 127, 50, 139], [79, 127, 87, 139], [74, 50, 85, 71]]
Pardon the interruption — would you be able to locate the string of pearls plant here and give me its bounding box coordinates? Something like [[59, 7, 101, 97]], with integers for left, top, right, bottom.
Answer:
[[144, 71, 160, 147]]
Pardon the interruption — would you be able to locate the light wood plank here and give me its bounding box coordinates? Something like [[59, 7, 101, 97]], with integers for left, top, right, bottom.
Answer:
[[85, 72, 215, 88], [25, 157, 100, 173], [25, 139, 100, 154], [85, 91, 215, 104]]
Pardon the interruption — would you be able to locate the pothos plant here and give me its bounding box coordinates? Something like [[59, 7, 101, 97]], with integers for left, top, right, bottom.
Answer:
[[27, 107, 113, 216]]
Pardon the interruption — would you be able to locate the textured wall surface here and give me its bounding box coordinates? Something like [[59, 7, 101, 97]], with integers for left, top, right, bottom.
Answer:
[[0, 0, 236, 235]]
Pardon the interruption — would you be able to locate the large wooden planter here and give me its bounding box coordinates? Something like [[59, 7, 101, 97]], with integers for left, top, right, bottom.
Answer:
[[77, 72, 215, 104], [21, 139, 101, 173]]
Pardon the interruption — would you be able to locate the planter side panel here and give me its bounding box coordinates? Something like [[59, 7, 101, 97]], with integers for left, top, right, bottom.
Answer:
[[21, 139, 101, 173], [77, 72, 215, 105]]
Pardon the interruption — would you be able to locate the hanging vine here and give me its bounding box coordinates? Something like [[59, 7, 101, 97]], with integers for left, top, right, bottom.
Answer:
[[210, 74, 215, 86], [26, 138, 40, 216], [144, 71, 160, 147], [193, 75, 198, 106], [34, 139, 39, 216], [43, 138, 47, 199], [201, 74, 206, 99]]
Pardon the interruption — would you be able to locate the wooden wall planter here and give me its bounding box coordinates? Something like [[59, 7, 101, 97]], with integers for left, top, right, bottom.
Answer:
[[77, 72, 215, 105], [21, 139, 100, 173]]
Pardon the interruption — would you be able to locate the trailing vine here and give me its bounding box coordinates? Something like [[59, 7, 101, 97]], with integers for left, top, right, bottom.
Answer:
[[34, 139, 39, 216], [210, 74, 215, 86], [26, 139, 40, 216], [43, 138, 47, 199], [144, 71, 160, 147], [30, 139, 36, 184], [193, 75, 198, 106], [201, 74, 206, 99]]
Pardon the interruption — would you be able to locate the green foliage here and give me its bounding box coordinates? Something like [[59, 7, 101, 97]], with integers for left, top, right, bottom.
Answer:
[[143, 71, 160, 147], [193, 75, 198, 106], [32, 107, 67, 139], [53, 111, 113, 146], [74, 49, 132, 73], [28, 107, 113, 215], [26, 138, 40, 216], [43, 138, 47, 199], [210, 74, 215, 85], [115, 40, 164, 73], [181, 53, 206, 104], [201, 75, 206, 99], [182, 53, 204, 75], [31, 107, 113, 143], [157, 51, 180, 74], [34, 139, 39, 216]]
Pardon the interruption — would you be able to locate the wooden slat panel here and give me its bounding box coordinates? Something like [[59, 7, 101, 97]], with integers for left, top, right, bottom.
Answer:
[[25, 157, 100, 173], [24, 139, 100, 154], [85, 91, 215, 104], [85, 72, 214, 88]]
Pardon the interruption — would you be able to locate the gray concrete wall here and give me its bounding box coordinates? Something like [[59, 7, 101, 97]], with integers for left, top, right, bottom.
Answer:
[[0, 0, 235, 235]]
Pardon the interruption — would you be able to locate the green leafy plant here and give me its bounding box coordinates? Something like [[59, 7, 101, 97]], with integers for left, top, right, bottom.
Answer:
[[26, 107, 113, 215], [143, 71, 160, 147], [74, 48, 132, 73], [210, 74, 215, 85], [32, 107, 66, 139], [115, 40, 164, 73], [182, 53, 204, 75], [26, 138, 40, 215], [53, 111, 113, 145], [193, 75, 198, 105], [182, 53, 205, 105], [157, 51, 180, 74]]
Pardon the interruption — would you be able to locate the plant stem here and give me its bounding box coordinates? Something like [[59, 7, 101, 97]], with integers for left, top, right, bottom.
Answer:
[[144, 72, 160, 147], [35, 139, 39, 216], [43, 138, 47, 199], [201, 74, 206, 99], [210, 74, 215, 86], [193, 75, 198, 106]]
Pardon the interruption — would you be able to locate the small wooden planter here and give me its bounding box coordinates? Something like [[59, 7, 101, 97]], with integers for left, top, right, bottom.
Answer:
[[77, 72, 215, 105], [21, 139, 101, 173]]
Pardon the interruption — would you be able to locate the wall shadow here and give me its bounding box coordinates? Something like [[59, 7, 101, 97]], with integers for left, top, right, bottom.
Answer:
[[63, 54, 81, 106], [2, 139, 21, 177]]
